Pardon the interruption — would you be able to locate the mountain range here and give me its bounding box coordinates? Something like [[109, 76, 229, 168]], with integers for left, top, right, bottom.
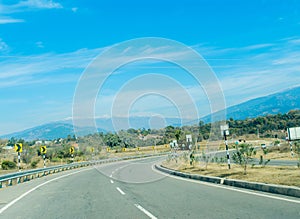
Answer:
[[1, 86, 300, 141]]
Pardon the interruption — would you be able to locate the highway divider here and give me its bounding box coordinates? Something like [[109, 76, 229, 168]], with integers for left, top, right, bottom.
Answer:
[[0, 152, 168, 189], [155, 164, 300, 198]]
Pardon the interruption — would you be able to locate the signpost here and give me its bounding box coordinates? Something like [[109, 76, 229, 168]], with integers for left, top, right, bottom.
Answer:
[[171, 140, 178, 149], [14, 143, 22, 171], [287, 127, 300, 157], [220, 124, 231, 169], [70, 146, 75, 162], [40, 146, 47, 168], [186, 134, 192, 150]]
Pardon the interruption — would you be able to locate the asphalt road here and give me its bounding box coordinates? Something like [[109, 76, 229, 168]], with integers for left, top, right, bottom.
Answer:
[[0, 156, 299, 219]]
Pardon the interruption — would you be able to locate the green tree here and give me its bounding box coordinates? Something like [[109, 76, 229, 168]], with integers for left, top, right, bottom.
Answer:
[[104, 133, 122, 147], [175, 129, 181, 142], [232, 143, 256, 175]]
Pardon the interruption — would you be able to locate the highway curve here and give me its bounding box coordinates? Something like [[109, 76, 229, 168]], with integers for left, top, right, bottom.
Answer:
[[0, 156, 299, 219]]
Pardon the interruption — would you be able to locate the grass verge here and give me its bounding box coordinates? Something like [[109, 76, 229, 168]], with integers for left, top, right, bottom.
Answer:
[[162, 159, 300, 187]]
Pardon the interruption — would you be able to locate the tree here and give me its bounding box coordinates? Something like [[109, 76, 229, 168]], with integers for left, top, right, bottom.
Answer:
[[232, 143, 256, 175], [259, 148, 270, 167], [104, 133, 122, 147], [175, 129, 181, 142]]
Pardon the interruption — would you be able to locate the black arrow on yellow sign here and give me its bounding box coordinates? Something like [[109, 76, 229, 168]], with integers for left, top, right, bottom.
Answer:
[[70, 146, 75, 154], [40, 146, 47, 154], [14, 143, 22, 153]]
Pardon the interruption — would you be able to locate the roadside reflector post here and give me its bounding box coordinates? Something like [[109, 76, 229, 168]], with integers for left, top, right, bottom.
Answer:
[[43, 154, 46, 168], [18, 152, 21, 171], [70, 146, 75, 162], [289, 141, 294, 157], [14, 143, 23, 172], [40, 146, 47, 168], [221, 124, 231, 169]]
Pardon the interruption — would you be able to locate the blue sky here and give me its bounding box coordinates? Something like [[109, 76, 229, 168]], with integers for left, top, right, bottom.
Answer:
[[1, 0, 300, 135]]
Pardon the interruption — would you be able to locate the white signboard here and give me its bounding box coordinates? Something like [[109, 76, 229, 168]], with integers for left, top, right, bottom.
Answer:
[[186, 134, 192, 142], [220, 124, 229, 136], [287, 127, 300, 141], [170, 140, 178, 148]]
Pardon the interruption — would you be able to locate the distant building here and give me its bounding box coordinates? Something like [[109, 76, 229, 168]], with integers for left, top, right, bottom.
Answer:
[[35, 140, 51, 145], [3, 145, 13, 150]]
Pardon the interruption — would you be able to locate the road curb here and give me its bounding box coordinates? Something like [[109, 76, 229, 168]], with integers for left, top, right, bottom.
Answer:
[[155, 164, 300, 198]]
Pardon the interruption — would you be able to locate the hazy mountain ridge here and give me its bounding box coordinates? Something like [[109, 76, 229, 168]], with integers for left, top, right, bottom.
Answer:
[[201, 86, 300, 122], [1, 86, 300, 141]]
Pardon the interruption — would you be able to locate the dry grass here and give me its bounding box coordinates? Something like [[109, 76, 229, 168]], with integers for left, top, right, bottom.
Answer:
[[163, 159, 300, 187]]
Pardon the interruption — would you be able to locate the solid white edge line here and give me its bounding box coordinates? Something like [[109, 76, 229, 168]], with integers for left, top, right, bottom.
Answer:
[[0, 168, 91, 214], [134, 204, 157, 219], [116, 187, 125, 195], [152, 164, 300, 204]]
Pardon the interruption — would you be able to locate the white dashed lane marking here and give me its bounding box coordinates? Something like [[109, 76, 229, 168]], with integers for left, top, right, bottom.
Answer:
[[116, 187, 125, 195]]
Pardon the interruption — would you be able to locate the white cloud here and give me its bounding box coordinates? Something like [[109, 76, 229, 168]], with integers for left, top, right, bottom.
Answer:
[[0, 17, 24, 24], [209, 37, 300, 106], [17, 0, 63, 9], [0, 0, 63, 24], [0, 47, 105, 88], [0, 0, 63, 13], [1, 37, 300, 123]]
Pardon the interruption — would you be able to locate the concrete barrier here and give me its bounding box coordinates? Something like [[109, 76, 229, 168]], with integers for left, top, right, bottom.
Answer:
[[155, 164, 300, 198], [223, 178, 300, 198]]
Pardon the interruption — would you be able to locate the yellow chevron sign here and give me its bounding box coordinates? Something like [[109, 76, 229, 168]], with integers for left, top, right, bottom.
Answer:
[[14, 143, 22, 153], [40, 146, 47, 154]]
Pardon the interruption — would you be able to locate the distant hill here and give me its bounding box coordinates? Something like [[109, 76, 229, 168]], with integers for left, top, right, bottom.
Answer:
[[0, 123, 98, 141], [202, 86, 300, 122], [0, 117, 186, 141], [1, 86, 300, 141]]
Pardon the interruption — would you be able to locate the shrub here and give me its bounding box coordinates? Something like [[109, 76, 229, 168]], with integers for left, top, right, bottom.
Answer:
[[1, 160, 17, 170], [50, 157, 61, 163]]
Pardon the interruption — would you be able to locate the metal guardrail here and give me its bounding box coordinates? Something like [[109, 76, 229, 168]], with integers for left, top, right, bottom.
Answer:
[[0, 152, 169, 189]]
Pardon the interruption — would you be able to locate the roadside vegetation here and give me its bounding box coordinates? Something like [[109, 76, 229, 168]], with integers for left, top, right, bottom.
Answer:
[[163, 140, 300, 187], [0, 110, 299, 181]]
